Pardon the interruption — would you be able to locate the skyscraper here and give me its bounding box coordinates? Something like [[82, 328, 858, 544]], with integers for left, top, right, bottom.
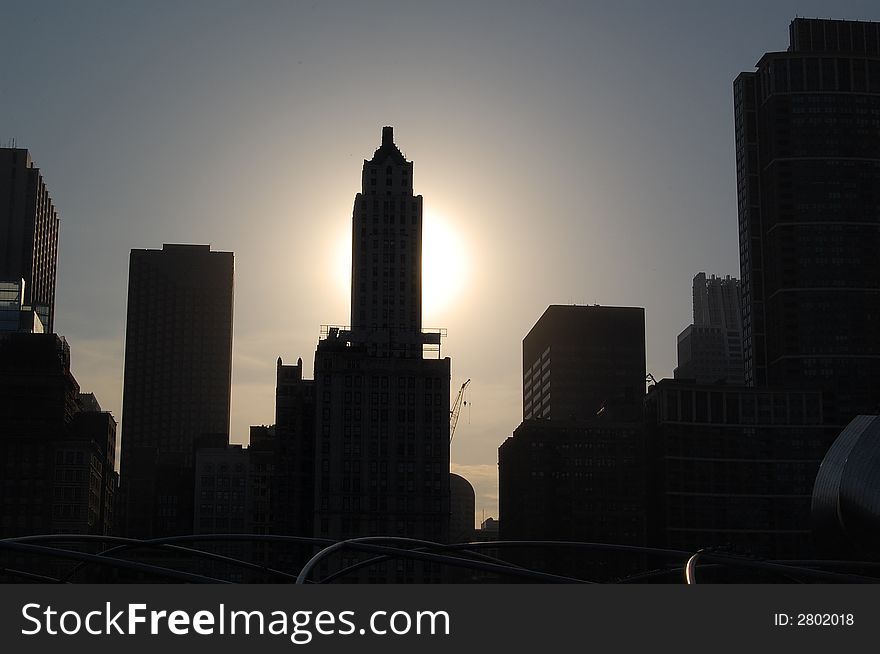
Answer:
[[501, 304, 648, 581], [522, 305, 645, 422], [120, 243, 234, 537], [0, 148, 59, 332], [692, 272, 741, 331], [273, 356, 316, 551], [674, 273, 744, 384], [735, 18, 880, 420], [311, 128, 451, 576], [350, 126, 424, 356]]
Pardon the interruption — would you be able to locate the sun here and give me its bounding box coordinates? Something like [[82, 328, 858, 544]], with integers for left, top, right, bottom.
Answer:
[[333, 210, 468, 324], [421, 210, 468, 322]]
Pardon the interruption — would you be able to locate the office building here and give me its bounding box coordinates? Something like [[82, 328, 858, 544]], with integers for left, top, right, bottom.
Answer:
[[308, 128, 451, 581], [270, 358, 317, 570], [120, 243, 234, 537], [500, 304, 648, 580], [645, 379, 837, 559], [0, 148, 59, 332], [735, 18, 880, 420], [675, 273, 744, 384], [314, 331, 450, 545], [191, 437, 277, 581], [349, 126, 426, 357], [0, 333, 117, 544], [499, 419, 647, 581], [523, 305, 645, 422]]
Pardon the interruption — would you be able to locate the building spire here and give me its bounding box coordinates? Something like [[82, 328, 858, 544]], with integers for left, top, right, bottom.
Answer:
[[382, 126, 394, 146]]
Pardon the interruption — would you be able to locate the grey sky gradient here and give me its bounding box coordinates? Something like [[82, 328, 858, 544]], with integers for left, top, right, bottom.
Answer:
[[2, 0, 877, 522]]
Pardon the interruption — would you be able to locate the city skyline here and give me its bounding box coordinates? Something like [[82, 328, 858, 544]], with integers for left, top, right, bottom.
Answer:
[[5, 1, 880, 519]]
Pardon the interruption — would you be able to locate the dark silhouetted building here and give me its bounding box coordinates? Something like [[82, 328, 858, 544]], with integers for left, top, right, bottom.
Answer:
[[314, 331, 450, 545], [273, 357, 315, 540], [0, 333, 117, 544], [192, 436, 277, 581], [675, 273, 744, 384], [120, 243, 234, 538], [349, 126, 425, 358], [501, 304, 648, 581], [735, 18, 880, 421], [265, 357, 318, 571], [306, 128, 450, 582], [645, 378, 837, 559], [0, 148, 59, 332], [523, 305, 645, 422], [499, 420, 647, 581]]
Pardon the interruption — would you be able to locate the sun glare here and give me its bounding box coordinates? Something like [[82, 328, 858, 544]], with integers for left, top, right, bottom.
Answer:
[[422, 211, 468, 322], [333, 211, 468, 323]]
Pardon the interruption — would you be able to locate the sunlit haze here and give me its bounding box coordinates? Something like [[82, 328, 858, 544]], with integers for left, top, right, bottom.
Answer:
[[3, 0, 878, 523]]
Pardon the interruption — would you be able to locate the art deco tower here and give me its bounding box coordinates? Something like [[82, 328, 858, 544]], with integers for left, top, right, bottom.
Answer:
[[349, 126, 426, 357], [313, 129, 450, 572]]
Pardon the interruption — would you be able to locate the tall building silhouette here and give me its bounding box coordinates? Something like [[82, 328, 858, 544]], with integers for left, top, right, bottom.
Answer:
[[271, 356, 316, 568], [0, 333, 117, 542], [675, 273, 744, 384], [310, 128, 450, 580], [735, 18, 880, 420], [350, 126, 424, 356], [0, 148, 59, 332], [501, 304, 648, 581], [120, 244, 234, 537], [523, 305, 645, 421]]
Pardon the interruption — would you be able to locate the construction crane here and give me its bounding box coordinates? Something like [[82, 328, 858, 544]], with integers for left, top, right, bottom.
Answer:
[[449, 379, 471, 443]]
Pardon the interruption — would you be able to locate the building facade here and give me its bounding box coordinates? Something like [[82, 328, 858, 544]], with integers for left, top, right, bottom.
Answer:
[[307, 128, 451, 581], [0, 333, 117, 545], [735, 18, 880, 421], [675, 273, 745, 385], [120, 243, 234, 538], [645, 379, 837, 559], [0, 148, 59, 332], [499, 420, 647, 581], [0, 279, 46, 333], [500, 304, 648, 581], [523, 305, 645, 422]]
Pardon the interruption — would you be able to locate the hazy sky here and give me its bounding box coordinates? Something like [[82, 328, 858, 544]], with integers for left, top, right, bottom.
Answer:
[[2, 0, 878, 522]]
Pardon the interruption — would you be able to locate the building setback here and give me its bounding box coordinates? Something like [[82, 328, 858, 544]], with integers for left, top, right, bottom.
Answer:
[[0, 148, 59, 332], [735, 18, 880, 421], [120, 243, 234, 538]]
